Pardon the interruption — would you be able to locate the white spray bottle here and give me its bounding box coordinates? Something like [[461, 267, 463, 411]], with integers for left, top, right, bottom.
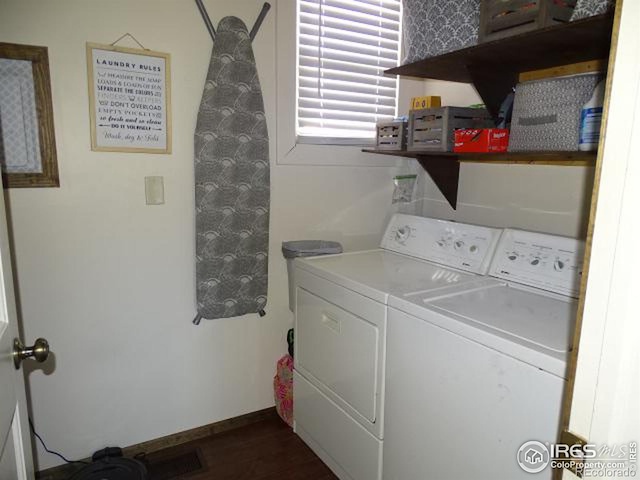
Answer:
[[579, 80, 605, 151]]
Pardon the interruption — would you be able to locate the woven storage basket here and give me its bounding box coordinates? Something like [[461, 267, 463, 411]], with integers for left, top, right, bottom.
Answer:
[[570, 0, 614, 21], [402, 0, 480, 63], [508, 73, 601, 152]]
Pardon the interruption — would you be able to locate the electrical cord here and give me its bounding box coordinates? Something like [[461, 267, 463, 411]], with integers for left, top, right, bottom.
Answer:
[[28, 417, 90, 465]]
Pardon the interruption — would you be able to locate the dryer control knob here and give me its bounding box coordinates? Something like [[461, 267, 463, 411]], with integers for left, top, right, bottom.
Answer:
[[554, 260, 565, 271], [530, 257, 541, 266], [395, 226, 411, 242], [454, 240, 464, 250]]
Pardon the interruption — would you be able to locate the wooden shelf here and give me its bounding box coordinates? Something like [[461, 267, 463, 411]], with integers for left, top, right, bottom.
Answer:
[[362, 149, 596, 165], [386, 14, 614, 82], [376, 14, 612, 209], [386, 13, 614, 118], [363, 149, 597, 209]]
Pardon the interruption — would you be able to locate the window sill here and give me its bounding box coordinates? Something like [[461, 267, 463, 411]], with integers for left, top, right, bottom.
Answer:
[[276, 141, 407, 167], [295, 136, 376, 147]]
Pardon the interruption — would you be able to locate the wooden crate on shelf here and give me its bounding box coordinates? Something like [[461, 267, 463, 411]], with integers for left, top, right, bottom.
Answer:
[[479, 0, 577, 43], [408, 107, 494, 152], [376, 122, 407, 151]]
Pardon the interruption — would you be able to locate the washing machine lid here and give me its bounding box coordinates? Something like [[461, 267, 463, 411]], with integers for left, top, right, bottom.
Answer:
[[427, 285, 576, 353], [295, 249, 488, 304], [389, 284, 576, 377]]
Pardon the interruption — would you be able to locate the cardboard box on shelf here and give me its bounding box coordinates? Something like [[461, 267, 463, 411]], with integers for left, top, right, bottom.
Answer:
[[410, 96, 441, 110], [454, 129, 510, 153]]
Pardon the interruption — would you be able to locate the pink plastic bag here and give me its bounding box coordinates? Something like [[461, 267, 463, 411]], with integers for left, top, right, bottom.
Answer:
[[273, 354, 294, 426]]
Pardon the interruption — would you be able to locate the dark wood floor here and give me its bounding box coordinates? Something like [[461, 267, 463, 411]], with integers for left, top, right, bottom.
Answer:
[[143, 413, 338, 480]]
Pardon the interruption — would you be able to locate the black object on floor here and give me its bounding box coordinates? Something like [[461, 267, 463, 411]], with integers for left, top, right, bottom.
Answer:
[[144, 448, 206, 480], [68, 447, 147, 480]]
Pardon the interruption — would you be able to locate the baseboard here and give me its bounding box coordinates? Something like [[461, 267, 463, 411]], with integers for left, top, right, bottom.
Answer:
[[35, 407, 277, 480]]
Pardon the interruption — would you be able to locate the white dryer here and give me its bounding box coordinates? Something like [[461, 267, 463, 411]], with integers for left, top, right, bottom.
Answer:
[[384, 228, 584, 480], [292, 214, 503, 480]]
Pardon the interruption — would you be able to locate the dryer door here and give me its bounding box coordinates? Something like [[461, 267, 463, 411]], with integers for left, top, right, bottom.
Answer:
[[296, 287, 383, 424]]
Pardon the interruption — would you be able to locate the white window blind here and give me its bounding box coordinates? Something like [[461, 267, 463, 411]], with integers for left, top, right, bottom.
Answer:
[[297, 0, 401, 143]]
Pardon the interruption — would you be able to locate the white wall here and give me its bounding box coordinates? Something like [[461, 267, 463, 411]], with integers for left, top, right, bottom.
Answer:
[[0, 0, 413, 470], [421, 163, 594, 237], [418, 81, 595, 238]]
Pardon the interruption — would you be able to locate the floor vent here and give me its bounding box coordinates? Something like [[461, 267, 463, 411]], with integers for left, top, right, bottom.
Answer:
[[146, 448, 206, 480]]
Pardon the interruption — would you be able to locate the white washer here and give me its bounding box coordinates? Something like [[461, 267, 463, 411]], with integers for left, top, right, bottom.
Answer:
[[384, 228, 584, 480], [293, 214, 503, 480]]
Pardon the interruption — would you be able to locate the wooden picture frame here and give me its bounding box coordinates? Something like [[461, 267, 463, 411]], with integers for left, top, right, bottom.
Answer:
[[0, 43, 59, 188], [86, 43, 172, 154]]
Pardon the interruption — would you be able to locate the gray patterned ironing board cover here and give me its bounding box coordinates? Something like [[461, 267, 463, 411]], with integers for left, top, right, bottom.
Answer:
[[193, 16, 270, 324]]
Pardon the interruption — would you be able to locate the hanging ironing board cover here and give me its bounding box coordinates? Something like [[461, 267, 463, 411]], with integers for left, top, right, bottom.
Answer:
[[194, 16, 269, 323]]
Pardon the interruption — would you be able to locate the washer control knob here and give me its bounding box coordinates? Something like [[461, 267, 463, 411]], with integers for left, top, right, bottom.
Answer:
[[554, 260, 565, 271], [530, 257, 541, 266], [508, 253, 518, 261], [469, 245, 479, 254], [454, 240, 464, 250]]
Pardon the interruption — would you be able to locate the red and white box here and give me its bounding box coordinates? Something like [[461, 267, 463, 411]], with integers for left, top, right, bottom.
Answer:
[[454, 128, 510, 153]]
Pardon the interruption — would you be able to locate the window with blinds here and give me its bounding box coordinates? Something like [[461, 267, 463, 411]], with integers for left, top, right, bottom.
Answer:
[[297, 0, 401, 143]]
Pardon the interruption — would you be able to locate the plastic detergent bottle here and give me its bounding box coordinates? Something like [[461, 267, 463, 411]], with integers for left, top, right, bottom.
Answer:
[[579, 80, 606, 151]]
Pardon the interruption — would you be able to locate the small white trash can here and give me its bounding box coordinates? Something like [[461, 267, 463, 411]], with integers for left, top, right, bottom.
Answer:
[[281, 240, 343, 312]]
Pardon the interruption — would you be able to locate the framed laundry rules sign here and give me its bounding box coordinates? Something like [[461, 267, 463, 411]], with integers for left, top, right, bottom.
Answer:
[[86, 42, 172, 153]]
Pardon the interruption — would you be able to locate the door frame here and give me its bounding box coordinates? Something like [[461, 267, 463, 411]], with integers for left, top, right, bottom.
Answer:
[[559, 0, 639, 477]]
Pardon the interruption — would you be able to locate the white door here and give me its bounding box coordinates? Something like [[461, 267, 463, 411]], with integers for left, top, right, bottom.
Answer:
[[0, 186, 37, 480], [561, 0, 640, 478]]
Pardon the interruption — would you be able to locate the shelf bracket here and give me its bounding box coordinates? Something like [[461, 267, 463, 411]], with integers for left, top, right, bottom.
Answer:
[[467, 65, 518, 120], [415, 155, 460, 210]]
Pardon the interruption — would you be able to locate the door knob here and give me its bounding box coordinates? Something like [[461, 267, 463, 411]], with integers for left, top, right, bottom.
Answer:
[[13, 337, 49, 369]]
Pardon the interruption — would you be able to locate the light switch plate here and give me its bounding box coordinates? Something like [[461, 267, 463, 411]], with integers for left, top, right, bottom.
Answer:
[[145, 176, 164, 205]]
